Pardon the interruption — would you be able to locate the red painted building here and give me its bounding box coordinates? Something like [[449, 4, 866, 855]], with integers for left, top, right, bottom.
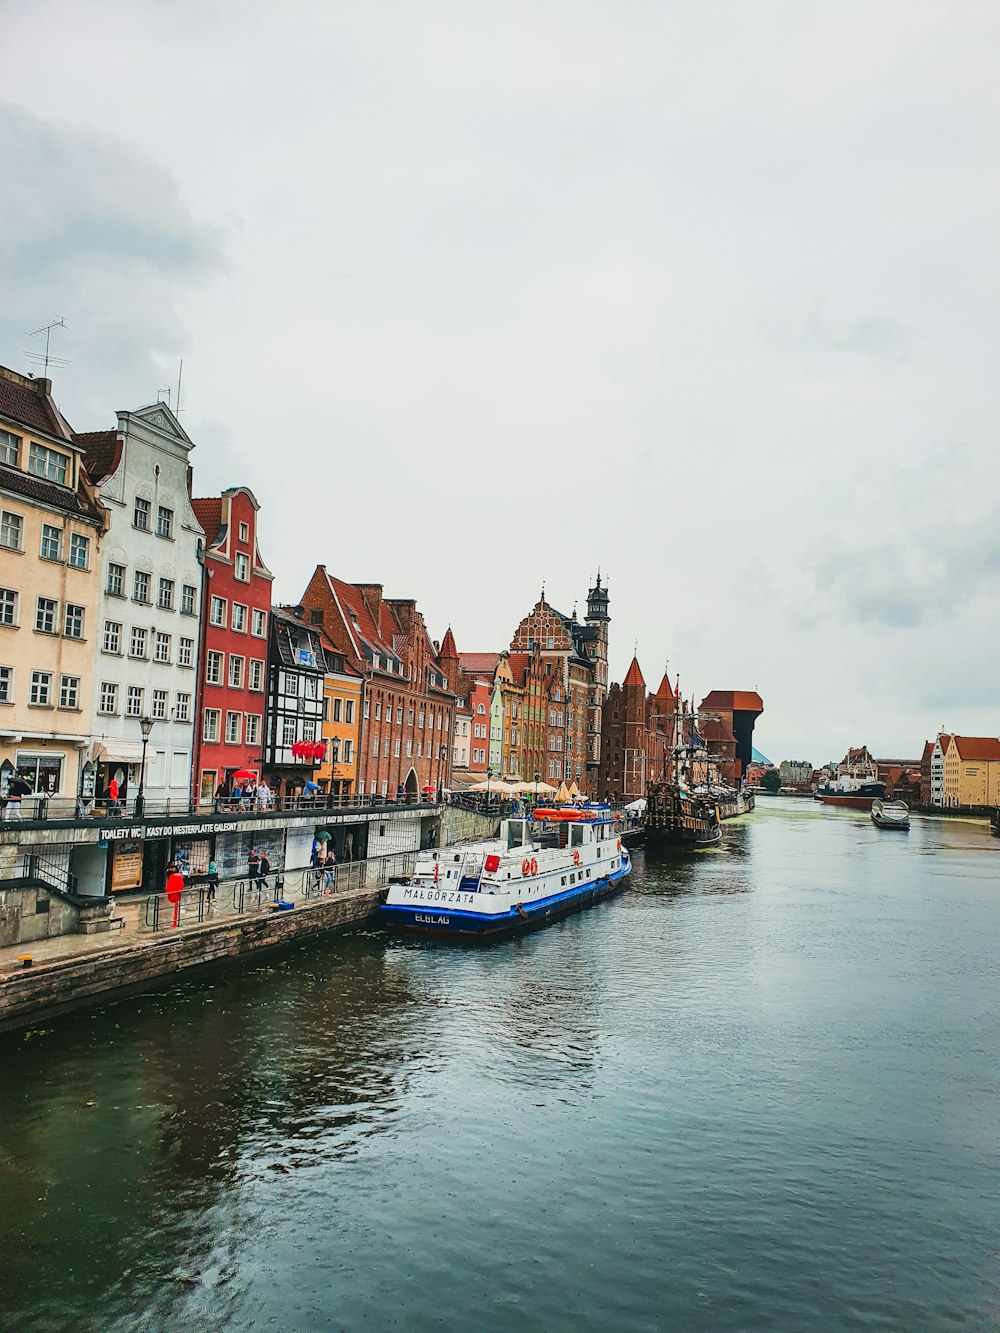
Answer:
[[191, 488, 273, 804]]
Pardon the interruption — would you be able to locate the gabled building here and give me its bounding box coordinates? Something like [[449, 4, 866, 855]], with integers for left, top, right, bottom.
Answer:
[[263, 606, 329, 798], [941, 735, 1000, 809], [78, 403, 203, 810], [507, 580, 610, 793], [190, 488, 274, 805], [299, 567, 456, 799], [437, 631, 500, 777], [316, 632, 362, 797], [598, 660, 674, 802], [699, 690, 764, 780], [0, 367, 107, 808], [930, 734, 952, 807]]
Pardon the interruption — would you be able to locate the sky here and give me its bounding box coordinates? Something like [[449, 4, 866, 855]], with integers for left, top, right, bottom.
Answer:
[[4, 0, 999, 765]]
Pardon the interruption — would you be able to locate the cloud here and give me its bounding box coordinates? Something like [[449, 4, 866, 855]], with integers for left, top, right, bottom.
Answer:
[[0, 100, 224, 428]]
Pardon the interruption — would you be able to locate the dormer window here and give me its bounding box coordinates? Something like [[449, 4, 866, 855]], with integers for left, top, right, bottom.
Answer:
[[0, 430, 19, 466], [28, 442, 68, 485]]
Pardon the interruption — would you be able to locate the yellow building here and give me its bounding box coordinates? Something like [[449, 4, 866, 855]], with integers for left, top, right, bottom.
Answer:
[[941, 735, 1000, 808], [0, 368, 106, 809], [494, 653, 525, 779], [317, 636, 362, 796]]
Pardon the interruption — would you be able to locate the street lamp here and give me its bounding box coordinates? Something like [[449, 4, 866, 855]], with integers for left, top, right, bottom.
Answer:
[[534, 770, 540, 810], [135, 715, 154, 818], [486, 764, 494, 808]]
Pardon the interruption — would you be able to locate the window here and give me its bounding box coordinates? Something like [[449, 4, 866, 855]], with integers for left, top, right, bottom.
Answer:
[[332, 698, 342, 722], [30, 671, 52, 705], [203, 709, 220, 742], [303, 676, 317, 700], [342, 739, 353, 763], [130, 627, 147, 658], [179, 637, 194, 667], [35, 597, 57, 633], [363, 699, 370, 719], [546, 636, 554, 650], [206, 651, 223, 685], [155, 632, 171, 663], [156, 505, 173, 538], [345, 700, 355, 724], [0, 588, 18, 626], [418, 710, 425, 727], [225, 712, 242, 744], [0, 511, 22, 551], [150, 689, 167, 720], [0, 665, 11, 703], [245, 713, 261, 745], [228, 655, 244, 689], [133, 496, 150, 530], [372, 736, 379, 757], [63, 603, 85, 639], [28, 443, 68, 485], [232, 603, 248, 632], [58, 675, 80, 710], [209, 596, 227, 627], [417, 740, 422, 757], [251, 608, 267, 637], [282, 717, 295, 746], [394, 738, 401, 758], [107, 563, 125, 597], [99, 682, 118, 714], [69, 532, 90, 569], [158, 577, 175, 610], [235, 552, 250, 582], [181, 584, 197, 615], [133, 570, 150, 603], [249, 658, 264, 691], [0, 429, 19, 465], [169, 692, 189, 723], [40, 524, 61, 561], [406, 739, 413, 758], [238, 521, 249, 542]]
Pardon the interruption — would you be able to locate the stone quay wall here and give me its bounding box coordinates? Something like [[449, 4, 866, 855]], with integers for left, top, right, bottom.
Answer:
[[0, 885, 386, 1034]]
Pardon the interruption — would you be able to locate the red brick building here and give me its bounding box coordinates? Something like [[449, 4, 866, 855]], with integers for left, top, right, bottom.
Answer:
[[437, 630, 499, 775], [191, 488, 273, 804], [299, 566, 455, 799], [598, 659, 675, 802]]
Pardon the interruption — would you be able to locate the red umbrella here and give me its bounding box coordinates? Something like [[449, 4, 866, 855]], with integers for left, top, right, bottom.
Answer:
[[231, 769, 255, 783], [422, 785, 436, 792]]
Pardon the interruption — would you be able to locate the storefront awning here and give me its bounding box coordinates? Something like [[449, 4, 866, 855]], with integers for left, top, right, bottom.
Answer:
[[92, 741, 145, 764]]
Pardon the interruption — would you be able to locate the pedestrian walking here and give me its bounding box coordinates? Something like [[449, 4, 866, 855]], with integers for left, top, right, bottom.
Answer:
[[165, 862, 185, 929], [248, 846, 260, 886], [258, 852, 271, 895], [206, 858, 219, 903], [213, 780, 227, 813], [324, 847, 337, 893], [257, 779, 271, 811]]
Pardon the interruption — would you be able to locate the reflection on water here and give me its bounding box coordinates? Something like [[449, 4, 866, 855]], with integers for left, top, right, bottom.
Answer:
[[1, 801, 998, 1332]]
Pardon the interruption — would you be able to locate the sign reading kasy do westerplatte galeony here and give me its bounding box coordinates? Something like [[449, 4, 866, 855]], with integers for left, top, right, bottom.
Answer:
[[99, 821, 248, 841]]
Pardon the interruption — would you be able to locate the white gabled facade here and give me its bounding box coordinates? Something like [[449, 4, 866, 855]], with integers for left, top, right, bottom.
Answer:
[[81, 404, 204, 810], [930, 734, 950, 808]]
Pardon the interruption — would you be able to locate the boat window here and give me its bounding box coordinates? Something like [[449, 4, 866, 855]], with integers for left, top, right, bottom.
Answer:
[[561, 876, 567, 886], [569, 872, 575, 884], [570, 825, 585, 847], [506, 820, 527, 851]]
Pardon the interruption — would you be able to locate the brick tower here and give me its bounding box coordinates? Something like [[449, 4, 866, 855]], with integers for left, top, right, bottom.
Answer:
[[585, 573, 610, 780]]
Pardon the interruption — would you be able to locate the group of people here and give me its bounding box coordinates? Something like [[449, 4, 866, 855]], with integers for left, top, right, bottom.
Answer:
[[310, 837, 338, 894], [214, 777, 274, 813]]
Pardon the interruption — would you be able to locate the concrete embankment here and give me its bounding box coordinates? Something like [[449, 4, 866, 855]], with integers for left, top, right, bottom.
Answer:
[[0, 884, 386, 1034]]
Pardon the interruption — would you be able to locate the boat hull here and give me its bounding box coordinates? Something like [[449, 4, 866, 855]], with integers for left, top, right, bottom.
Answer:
[[380, 861, 631, 941], [817, 794, 880, 810]]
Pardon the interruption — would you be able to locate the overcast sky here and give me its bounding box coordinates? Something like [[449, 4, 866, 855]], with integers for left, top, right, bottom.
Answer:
[[4, 0, 999, 764]]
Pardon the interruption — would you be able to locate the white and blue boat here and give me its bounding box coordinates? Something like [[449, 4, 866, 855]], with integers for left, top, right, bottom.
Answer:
[[381, 804, 632, 941]]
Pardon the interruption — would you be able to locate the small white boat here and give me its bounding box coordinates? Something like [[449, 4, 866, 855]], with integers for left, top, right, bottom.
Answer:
[[871, 798, 910, 830]]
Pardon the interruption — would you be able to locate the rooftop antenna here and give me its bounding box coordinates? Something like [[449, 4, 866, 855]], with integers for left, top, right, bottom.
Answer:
[[156, 385, 172, 408], [24, 318, 69, 376], [175, 358, 184, 415]]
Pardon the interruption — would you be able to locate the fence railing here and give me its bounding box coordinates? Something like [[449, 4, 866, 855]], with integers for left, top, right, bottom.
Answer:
[[137, 850, 419, 933], [1, 790, 445, 827], [20, 849, 80, 897]]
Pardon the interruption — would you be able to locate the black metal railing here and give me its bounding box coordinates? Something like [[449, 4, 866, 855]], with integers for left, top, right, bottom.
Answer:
[[2, 790, 447, 827], [20, 848, 80, 897]]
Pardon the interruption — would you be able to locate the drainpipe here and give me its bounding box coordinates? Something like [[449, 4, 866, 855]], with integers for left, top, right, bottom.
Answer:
[[191, 545, 210, 812]]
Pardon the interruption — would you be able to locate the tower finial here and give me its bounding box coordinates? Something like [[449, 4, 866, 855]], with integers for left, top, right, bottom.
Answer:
[[540, 580, 545, 603]]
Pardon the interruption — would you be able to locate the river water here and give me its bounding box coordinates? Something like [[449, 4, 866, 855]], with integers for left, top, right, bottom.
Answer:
[[1, 799, 997, 1331]]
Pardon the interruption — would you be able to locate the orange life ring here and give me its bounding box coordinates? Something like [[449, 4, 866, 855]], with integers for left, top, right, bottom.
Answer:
[[521, 857, 531, 876], [573, 849, 581, 866], [530, 857, 538, 875]]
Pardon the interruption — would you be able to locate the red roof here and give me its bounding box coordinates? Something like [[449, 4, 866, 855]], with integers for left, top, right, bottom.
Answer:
[[439, 627, 458, 659], [700, 689, 764, 713], [952, 736, 1000, 762], [622, 656, 645, 688], [191, 496, 223, 543], [654, 673, 675, 701], [76, 430, 120, 482], [459, 652, 499, 676], [506, 653, 530, 685], [0, 367, 74, 441]]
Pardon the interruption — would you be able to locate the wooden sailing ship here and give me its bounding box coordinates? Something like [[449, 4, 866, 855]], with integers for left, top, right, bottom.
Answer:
[[643, 681, 723, 850]]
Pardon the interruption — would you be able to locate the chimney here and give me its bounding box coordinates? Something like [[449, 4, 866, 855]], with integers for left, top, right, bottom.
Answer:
[[356, 583, 383, 622]]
